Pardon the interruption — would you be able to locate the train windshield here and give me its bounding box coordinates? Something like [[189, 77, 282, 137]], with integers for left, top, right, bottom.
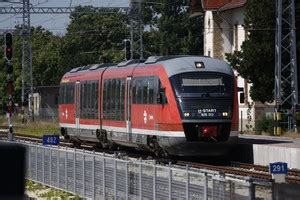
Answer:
[[170, 72, 233, 98]]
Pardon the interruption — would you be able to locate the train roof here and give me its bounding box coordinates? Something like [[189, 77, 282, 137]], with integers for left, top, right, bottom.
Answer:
[[65, 55, 233, 77]]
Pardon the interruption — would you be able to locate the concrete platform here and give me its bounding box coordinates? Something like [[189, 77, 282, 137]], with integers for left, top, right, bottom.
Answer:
[[238, 134, 300, 169]]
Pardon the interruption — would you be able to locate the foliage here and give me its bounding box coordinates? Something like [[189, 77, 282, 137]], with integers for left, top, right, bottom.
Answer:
[[26, 180, 82, 199], [15, 121, 59, 137], [62, 6, 128, 67], [254, 116, 274, 135], [226, 0, 276, 103], [144, 0, 203, 56], [226, 0, 300, 103], [1, 4, 203, 109], [0, 115, 59, 137]]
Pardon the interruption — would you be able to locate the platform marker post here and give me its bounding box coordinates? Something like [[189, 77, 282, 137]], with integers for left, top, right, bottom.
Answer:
[[269, 162, 288, 183]]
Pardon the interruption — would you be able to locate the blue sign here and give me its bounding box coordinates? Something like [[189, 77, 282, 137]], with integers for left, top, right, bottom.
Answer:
[[269, 162, 288, 174], [43, 135, 60, 145]]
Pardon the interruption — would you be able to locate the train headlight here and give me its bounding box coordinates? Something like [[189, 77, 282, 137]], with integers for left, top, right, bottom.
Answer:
[[222, 112, 228, 117], [195, 61, 205, 69], [184, 112, 190, 117]]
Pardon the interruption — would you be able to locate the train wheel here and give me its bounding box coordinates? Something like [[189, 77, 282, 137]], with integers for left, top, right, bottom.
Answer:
[[72, 141, 81, 148], [148, 136, 168, 158]]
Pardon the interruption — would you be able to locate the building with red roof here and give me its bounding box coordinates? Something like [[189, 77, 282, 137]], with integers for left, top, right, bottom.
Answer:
[[191, 0, 273, 131]]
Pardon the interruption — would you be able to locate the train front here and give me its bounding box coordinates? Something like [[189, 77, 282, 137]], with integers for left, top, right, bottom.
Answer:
[[162, 57, 238, 156]]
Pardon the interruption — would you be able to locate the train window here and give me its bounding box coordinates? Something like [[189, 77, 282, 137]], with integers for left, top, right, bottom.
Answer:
[[136, 79, 143, 104], [103, 78, 125, 121], [143, 79, 148, 103], [170, 72, 233, 97], [94, 82, 98, 116], [80, 80, 99, 119], [148, 77, 155, 104], [103, 80, 108, 119], [120, 79, 125, 120], [107, 80, 111, 119], [132, 80, 137, 104], [132, 76, 158, 104], [115, 79, 121, 120], [58, 86, 63, 104], [111, 79, 116, 120], [59, 83, 75, 104]]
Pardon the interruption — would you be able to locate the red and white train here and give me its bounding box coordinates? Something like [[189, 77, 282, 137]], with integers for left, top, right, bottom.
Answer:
[[59, 56, 239, 156]]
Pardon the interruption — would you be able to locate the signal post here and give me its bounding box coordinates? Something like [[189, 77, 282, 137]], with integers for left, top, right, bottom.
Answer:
[[4, 32, 14, 141]]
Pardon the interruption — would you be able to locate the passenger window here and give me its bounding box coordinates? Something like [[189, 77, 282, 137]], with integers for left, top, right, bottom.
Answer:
[[136, 79, 143, 104], [157, 79, 167, 104], [148, 77, 154, 104], [143, 79, 148, 103], [120, 79, 125, 120]]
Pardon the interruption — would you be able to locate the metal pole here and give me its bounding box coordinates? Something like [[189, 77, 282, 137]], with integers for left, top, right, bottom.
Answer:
[[103, 154, 106, 199], [186, 165, 189, 200], [248, 178, 255, 200], [65, 151, 68, 191], [28, 145, 31, 178], [35, 145, 38, 181], [73, 149, 76, 193], [50, 148, 52, 186], [138, 0, 143, 60], [125, 161, 128, 200], [129, 0, 144, 59], [153, 163, 156, 200], [83, 154, 85, 197], [290, 0, 298, 132], [22, 0, 34, 122], [168, 162, 172, 200], [43, 147, 45, 184], [139, 159, 142, 200], [58, 150, 60, 188], [114, 157, 117, 199], [204, 173, 208, 200], [241, 111, 243, 133], [92, 151, 95, 200], [275, 0, 298, 132]]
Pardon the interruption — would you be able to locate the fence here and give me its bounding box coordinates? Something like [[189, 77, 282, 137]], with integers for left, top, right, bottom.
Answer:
[[23, 142, 257, 199]]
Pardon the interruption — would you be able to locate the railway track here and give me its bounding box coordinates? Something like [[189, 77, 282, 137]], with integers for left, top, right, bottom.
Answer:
[[177, 160, 300, 184], [1, 131, 300, 184]]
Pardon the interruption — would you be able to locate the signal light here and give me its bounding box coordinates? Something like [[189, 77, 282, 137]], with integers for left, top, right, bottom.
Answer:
[[4, 32, 13, 61], [5, 32, 12, 47], [7, 80, 14, 94], [5, 47, 13, 61], [125, 40, 131, 60], [6, 62, 13, 74]]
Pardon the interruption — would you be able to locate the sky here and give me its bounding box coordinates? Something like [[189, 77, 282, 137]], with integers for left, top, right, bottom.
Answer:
[[0, 0, 130, 35]]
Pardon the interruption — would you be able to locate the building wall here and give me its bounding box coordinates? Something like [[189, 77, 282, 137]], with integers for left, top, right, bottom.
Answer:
[[204, 11, 214, 57], [203, 8, 257, 131]]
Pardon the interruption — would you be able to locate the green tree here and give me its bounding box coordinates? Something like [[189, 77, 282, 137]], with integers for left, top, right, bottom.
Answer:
[[62, 6, 128, 68], [226, 0, 276, 103], [226, 0, 300, 103], [144, 0, 203, 56], [31, 26, 63, 86]]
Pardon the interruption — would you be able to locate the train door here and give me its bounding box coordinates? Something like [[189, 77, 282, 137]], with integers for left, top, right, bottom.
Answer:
[[75, 81, 80, 135], [125, 76, 132, 142]]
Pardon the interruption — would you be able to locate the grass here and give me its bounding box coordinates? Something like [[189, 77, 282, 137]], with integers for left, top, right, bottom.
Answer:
[[26, 180, 82, 199], [0, 115, 60, 137]]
